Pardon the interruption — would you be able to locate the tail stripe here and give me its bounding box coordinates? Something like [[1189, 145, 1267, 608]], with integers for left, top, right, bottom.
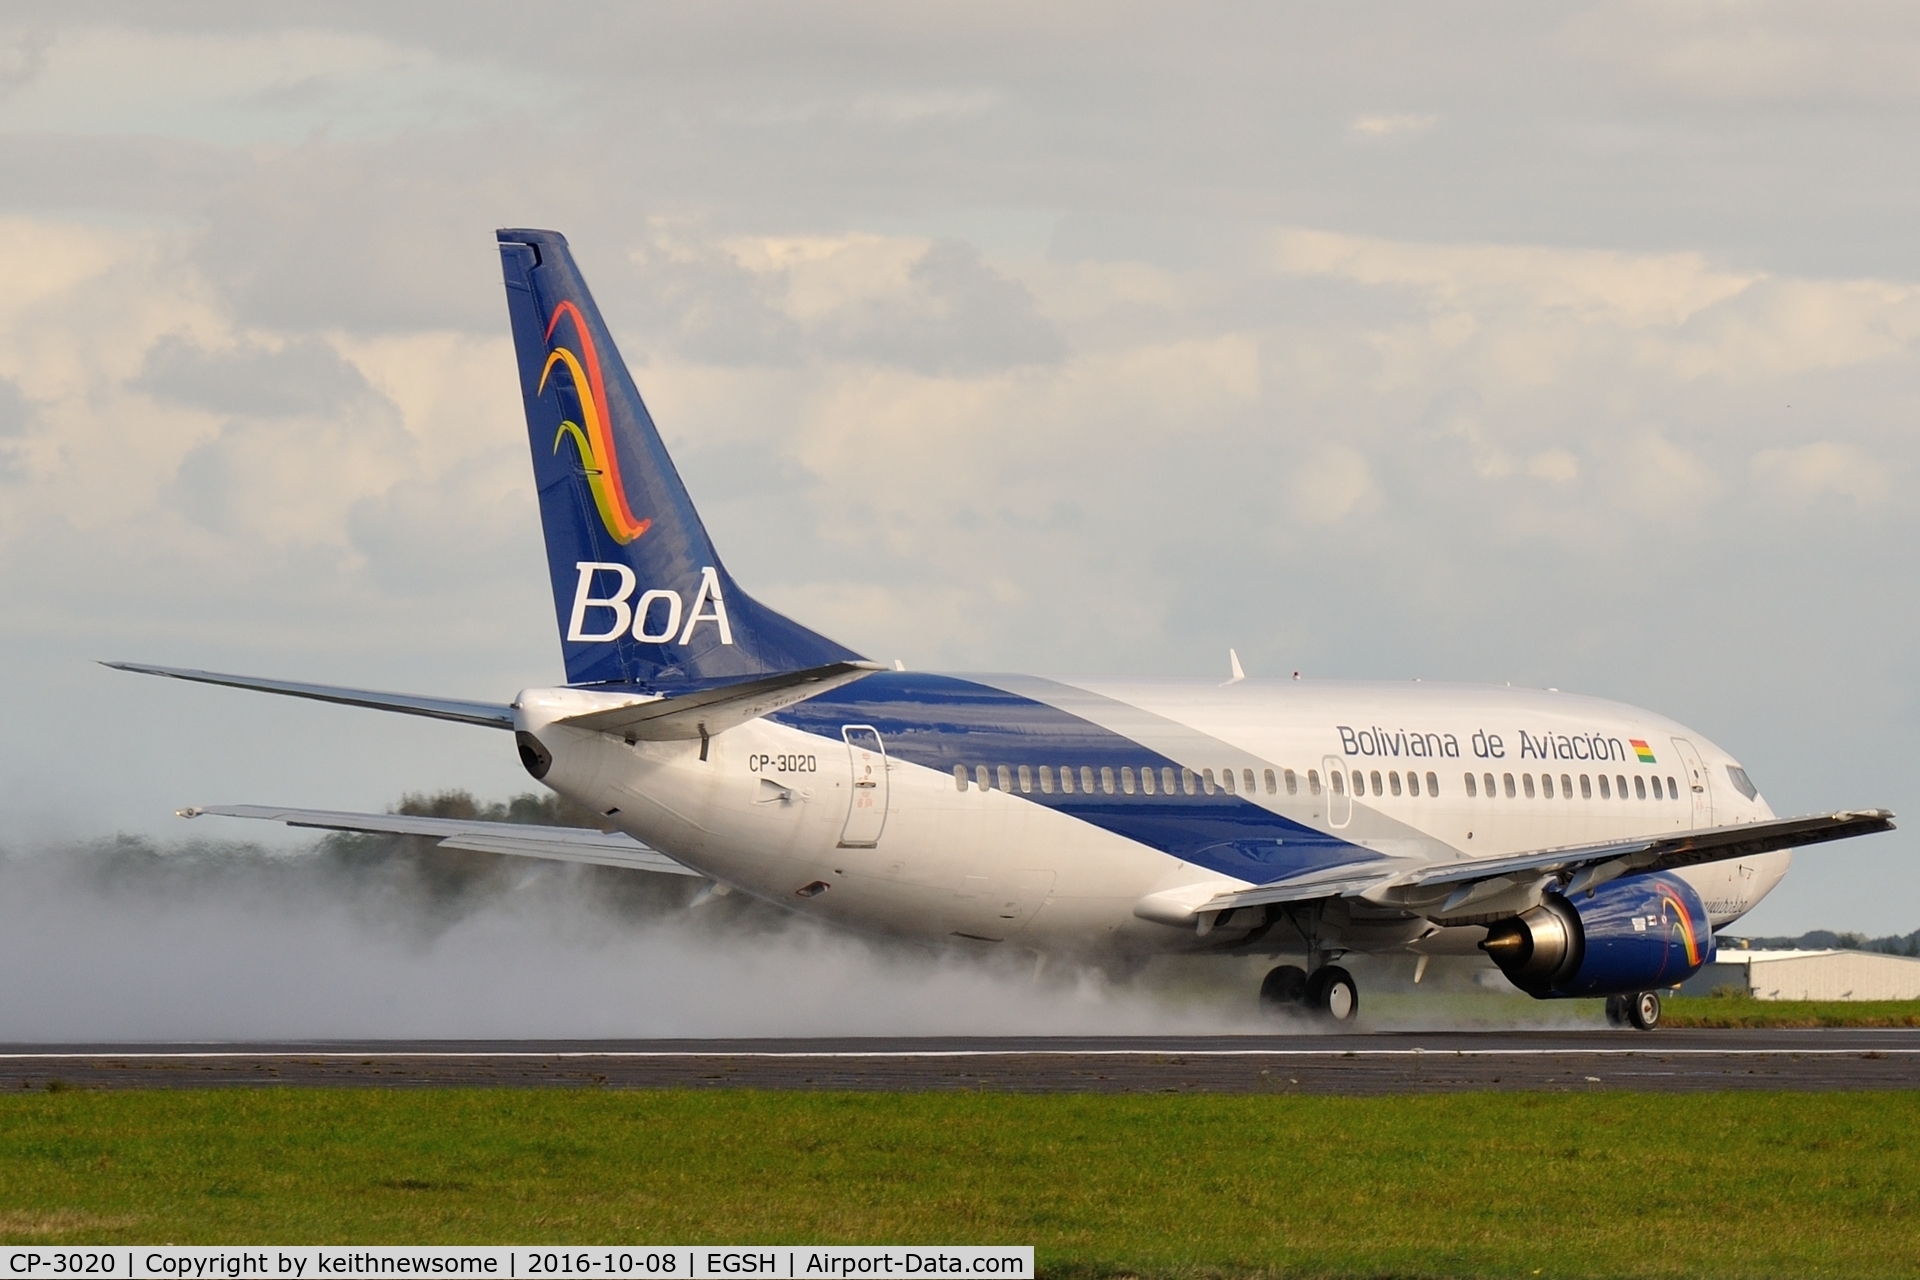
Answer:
[[539, 302, 650, 544]]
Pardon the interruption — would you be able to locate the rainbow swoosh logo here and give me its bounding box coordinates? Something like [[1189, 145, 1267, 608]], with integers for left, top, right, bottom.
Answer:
[[1630, 739, 1656, 764], [539, 300, 651, 544], [1657, 884, 1703, 967]]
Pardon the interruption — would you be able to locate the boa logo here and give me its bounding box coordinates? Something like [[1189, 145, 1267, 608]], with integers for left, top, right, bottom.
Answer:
[[567, 562, 734, 646], [540, 301, 652, 545]]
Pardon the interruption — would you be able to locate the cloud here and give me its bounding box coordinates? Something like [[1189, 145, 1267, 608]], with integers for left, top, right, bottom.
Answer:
[[1751, 440, 1891, 507], [1288, 443, 1378, 525], [0, 25, 549, 144], [1568, 1, 1920, 105], [135, 335, 378, 417], [850, 88, 1002, 123], [1349, 112, 1436, 138]]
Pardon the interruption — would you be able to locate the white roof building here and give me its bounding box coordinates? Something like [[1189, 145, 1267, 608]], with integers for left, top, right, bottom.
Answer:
[[1682, 949, 1920, 1002]]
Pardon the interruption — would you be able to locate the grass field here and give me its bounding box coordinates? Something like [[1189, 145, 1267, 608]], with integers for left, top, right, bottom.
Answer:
[[3, 1088, 1918, 1277], [1661, 995, 1920, 1028]]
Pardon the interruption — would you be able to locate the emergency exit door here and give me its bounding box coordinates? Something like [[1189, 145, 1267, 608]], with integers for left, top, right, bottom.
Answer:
[[838, 725, 889, 848]]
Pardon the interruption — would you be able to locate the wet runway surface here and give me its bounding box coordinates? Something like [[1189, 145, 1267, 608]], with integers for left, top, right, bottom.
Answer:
[[5, 1030, 1920, 1093]]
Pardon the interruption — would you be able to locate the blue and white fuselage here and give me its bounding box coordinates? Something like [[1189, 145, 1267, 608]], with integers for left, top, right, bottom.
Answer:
[[517, 671, 1782, 959]]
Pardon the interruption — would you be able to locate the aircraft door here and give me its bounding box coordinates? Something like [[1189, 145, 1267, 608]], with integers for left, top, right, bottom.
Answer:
[[1669, 737, 1714, 829], [838, 725, 890, 848], [1323, 755, 1352, 828]]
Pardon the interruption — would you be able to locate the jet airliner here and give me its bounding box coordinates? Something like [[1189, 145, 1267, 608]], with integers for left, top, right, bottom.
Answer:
[[116, 229, 1894, 1030]]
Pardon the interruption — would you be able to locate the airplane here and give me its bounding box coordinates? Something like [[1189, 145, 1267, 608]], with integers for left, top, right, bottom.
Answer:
[[112, 227, 1895, 1032]]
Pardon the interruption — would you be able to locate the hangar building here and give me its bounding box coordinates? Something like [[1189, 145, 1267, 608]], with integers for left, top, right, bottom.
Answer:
[[1682, 948, 1920, 1001]]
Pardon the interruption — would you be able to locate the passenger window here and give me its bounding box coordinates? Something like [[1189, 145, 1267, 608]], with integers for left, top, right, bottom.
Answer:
[[1503, 773, 1516, 798], [1220, 768, 1235, 795], [1465, 772, 1477, 798], [998, 765, 1012, 792], [1182, 767, 1197, 795], [1561, 773, 1572, 799], [1650, 775, 1662, 800], [1285, 768, 1298, 795], [1635, 775, 1647, 800], [1121, 766, 1136, 795], [1426, 771, 1439, 796], [1243, 768, 1257, 794], [1081, 766, 1095, 793], [1352, 771, 1367, 797], [1616, 774, 1628, 800], [1484, 773, 1497, 798], [1406, 771, 1420, 797], [1100, 766, 1116, 795], [1599, 775, 1610, 799], [1059, 766, 1075, 795], [1370, 770, 1383, 796], [1522, 773, 1535, 799], [1307, 769, 1321, 796], [1265, 768, 1278, 795], [953, 764, 969, 792], [1389, 771, 1402, 797], [1540, 774, 1553, 799], [1140, 766, 1156, 795], [1018, 765, 1033, 794], [1163, 767, 1177, 794], [1202, 769, 1217, 796], [1668, 775, 1679, 798], [1039, 765, 1055, 794], [1330, 770, 1344, 796], [976, 765, 991, 790]]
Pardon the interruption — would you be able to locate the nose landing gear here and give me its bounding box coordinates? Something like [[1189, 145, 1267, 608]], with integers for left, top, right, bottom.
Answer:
[[1261, 963, 1359, 1023], [1605, 990, 1663, 1030]]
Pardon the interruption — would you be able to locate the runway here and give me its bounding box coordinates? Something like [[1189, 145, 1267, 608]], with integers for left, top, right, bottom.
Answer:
[[5, 1030, 1919, 1093]]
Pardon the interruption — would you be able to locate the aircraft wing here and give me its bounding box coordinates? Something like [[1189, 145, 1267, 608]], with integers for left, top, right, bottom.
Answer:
[[1199, 808, 1894, 916], [555, 660, 886, 742], [182, 804, 699, 876], [106, 662, 515, 730], [1397, 808, 1895, 892]]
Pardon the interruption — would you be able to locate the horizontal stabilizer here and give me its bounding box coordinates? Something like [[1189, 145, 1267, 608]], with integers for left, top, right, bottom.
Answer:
[[183, 804, 697, 877], [105, 662, 514, 730], [557, 660, 886, 741]]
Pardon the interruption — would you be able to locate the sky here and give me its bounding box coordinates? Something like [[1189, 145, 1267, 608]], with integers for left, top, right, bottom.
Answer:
[[0, 1, 1916, 935]]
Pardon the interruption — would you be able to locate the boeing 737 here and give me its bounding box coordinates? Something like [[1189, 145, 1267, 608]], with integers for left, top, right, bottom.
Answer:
[[114, 228, 1894, 1030]]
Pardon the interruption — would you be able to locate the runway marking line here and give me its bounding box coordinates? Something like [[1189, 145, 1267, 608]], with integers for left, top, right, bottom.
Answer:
[[2, 1048, 1918, 1061]]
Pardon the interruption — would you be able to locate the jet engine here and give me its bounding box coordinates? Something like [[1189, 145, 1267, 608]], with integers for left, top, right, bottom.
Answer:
[[1480, 871, 1713, 998]]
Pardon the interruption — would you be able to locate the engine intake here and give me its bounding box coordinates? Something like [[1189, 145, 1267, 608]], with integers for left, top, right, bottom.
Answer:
[[1481, 871, 1713, 999]]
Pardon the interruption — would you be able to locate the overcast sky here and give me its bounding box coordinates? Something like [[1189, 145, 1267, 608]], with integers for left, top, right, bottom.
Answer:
[[0, 2, 1916, 934]]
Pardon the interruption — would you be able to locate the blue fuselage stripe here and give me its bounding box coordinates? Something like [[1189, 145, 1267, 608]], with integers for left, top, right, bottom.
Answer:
[[768, 671, 1378, 885]]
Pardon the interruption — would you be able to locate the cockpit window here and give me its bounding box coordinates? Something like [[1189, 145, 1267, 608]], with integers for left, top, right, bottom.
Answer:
[[1726, 764, 1759, 801]]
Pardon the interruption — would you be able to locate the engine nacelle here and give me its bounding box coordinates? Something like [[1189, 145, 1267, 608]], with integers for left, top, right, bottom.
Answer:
[[1481, 871, 1714, 998]]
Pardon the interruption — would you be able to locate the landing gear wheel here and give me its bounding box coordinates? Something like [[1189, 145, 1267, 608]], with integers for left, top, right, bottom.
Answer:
[[1604, 994, 1630, 1028], [1259, 965, 1308, 1015], [1304, 965, 1359, 1023], [1627, 990, 1662, 1031]]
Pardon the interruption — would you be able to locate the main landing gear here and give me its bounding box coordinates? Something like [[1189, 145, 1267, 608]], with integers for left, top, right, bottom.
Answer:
[[1260, 963, 1359, 1023], [1605, 991, 1663, 1031]]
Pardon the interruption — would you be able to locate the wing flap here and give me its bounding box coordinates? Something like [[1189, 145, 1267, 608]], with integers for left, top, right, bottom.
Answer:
[[184, 804, 698, 877], [107, 662, 514, 730]]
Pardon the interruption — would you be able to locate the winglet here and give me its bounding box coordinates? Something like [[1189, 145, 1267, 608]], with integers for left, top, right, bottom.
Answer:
[[1223, 649, 1246, 686]]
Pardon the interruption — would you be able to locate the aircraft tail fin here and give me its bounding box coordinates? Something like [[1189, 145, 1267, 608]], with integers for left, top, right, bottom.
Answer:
[[496, 228, 862, 688]]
